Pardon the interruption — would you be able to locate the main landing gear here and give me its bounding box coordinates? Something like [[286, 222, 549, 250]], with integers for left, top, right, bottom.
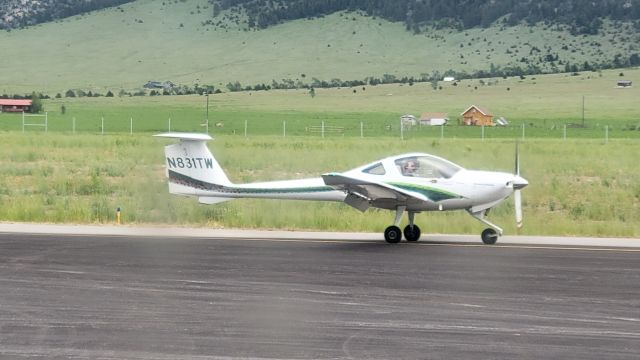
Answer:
[[383, 206, 422, 243]]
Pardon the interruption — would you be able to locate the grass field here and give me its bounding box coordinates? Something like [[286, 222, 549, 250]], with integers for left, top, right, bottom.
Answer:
[[1, 0, 638, 94], [2, 68, 639, 138], [0, 132, 638, 237]]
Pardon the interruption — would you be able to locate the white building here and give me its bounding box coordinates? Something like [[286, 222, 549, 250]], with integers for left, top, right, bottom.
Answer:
[[419, 112, 448, 126]]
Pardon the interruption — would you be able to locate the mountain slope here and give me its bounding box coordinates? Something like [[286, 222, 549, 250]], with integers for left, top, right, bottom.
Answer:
[[0, 0, 638, 94], [0, 0, 134, 29]]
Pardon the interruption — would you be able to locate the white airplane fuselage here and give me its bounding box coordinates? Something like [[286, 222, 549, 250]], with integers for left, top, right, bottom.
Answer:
[[157, 133, 528, 244], [169, 164, 524, 213]]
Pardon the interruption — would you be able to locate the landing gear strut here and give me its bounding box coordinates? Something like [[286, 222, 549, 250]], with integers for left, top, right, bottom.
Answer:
[[384, 207, 421, 243]]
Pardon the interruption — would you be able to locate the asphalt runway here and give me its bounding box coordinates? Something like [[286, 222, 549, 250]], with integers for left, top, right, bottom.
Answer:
[[1, 229, 639, 359]]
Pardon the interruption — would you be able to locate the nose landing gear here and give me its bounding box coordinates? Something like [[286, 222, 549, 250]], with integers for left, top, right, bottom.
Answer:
[[481, 228, 498, 245], [468, 209, 503, 245]]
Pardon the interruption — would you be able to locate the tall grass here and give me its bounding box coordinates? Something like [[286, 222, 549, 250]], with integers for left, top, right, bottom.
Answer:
[[0, 132, 638, 237]]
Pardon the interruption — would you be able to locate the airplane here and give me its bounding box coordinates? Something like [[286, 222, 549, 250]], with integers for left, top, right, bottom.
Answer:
[[155, 133, 528, 244]]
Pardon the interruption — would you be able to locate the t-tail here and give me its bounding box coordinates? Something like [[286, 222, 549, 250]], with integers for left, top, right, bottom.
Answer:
[[154, 133, 233, 204]]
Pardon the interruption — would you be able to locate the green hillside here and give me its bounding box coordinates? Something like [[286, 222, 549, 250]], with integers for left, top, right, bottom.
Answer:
[[1, 0, 638, 95]]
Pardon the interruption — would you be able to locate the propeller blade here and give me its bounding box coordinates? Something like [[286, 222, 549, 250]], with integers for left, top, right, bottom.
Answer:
[[514, 189, 523, 228]]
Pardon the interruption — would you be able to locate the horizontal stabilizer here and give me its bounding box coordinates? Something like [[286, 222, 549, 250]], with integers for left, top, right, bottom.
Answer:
[[154, 132, 212, 141]]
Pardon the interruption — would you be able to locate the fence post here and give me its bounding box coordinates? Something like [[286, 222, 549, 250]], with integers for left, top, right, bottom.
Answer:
[[45, 112, 48, 132], [130, 117, 133, 135], [400, 120, 404, 140], [521, 123, 525, 141], [360, 122, 363, 138], [441, 124, 444, 140], [72, 117, 76, 134], [101, 117, 104, 135], [22, 112, 25, 133], [481, 125, 485, 141], [563, 124, 566, 140], [168, 118, 171, 132], [322, 121, 325, 138], [605, 125, 609, 143], [283, 120, 286, 137], [244, 120, 247, 137]]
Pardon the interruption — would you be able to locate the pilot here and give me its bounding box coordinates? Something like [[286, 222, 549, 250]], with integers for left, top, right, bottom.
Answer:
[[402, 159, 418, 176]]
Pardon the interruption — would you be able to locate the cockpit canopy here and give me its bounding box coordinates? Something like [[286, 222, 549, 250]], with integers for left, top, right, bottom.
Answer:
[[361, 154, 463, 179], [394, 155, 462, 178]]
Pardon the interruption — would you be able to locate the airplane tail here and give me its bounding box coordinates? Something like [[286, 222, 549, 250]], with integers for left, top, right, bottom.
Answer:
[[154, 133, 232, 199]]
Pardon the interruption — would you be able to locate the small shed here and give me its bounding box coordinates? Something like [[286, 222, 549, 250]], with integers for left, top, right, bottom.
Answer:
[[443, 76, 455, 82], [461, 105, 493, 126], [0, 99, 32, 113], [419, 112, 448, 126], [495, 117, 509, 126], [400, 114, 417, 126], [617, 80, 632, 88]]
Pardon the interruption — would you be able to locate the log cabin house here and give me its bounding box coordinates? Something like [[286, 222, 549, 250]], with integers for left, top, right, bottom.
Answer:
[[460, 105, 493, 126]]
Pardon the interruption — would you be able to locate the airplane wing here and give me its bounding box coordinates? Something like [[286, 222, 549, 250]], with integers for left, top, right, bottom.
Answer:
[[322, 173, 429, 212]]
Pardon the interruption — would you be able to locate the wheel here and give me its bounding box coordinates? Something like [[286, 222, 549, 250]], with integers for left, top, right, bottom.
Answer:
[[403, 225, 421, 242], [384, 226, 402, 243], [481, 228, 498, 245]]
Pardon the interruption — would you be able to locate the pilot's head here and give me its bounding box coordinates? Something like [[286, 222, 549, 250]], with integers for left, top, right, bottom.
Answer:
[[403, 159, 418, 174]]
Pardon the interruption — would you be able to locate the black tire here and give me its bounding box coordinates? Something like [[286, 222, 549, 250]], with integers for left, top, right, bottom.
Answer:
[[403, 225, 421, 242], [384, 226, 402, 243], [481, 228, 498, 245]]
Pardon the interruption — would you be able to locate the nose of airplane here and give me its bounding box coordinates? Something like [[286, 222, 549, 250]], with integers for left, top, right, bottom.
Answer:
[[513, 175, 528, 190]]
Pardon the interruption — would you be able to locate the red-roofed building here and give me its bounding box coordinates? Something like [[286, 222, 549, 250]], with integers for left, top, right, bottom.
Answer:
[[0, 99, 32, 113]]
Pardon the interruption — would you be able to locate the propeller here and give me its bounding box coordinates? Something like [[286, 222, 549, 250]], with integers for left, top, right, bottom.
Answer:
[[513, 141, 525, 229], [514, 185, 523, 228]]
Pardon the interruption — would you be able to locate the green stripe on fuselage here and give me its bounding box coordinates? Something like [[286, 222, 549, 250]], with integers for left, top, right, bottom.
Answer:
[[168, 170, 334, 194], [386, 181, 461, 202]]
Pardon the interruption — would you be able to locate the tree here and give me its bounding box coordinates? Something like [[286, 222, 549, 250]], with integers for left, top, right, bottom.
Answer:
[[65, 89, 76, 98], [30, 92, 43, 113], [106, 90, 114, 97]]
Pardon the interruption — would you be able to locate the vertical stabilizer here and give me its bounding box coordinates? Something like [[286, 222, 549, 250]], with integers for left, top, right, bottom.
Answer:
[[154, 133, 231, 196]]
